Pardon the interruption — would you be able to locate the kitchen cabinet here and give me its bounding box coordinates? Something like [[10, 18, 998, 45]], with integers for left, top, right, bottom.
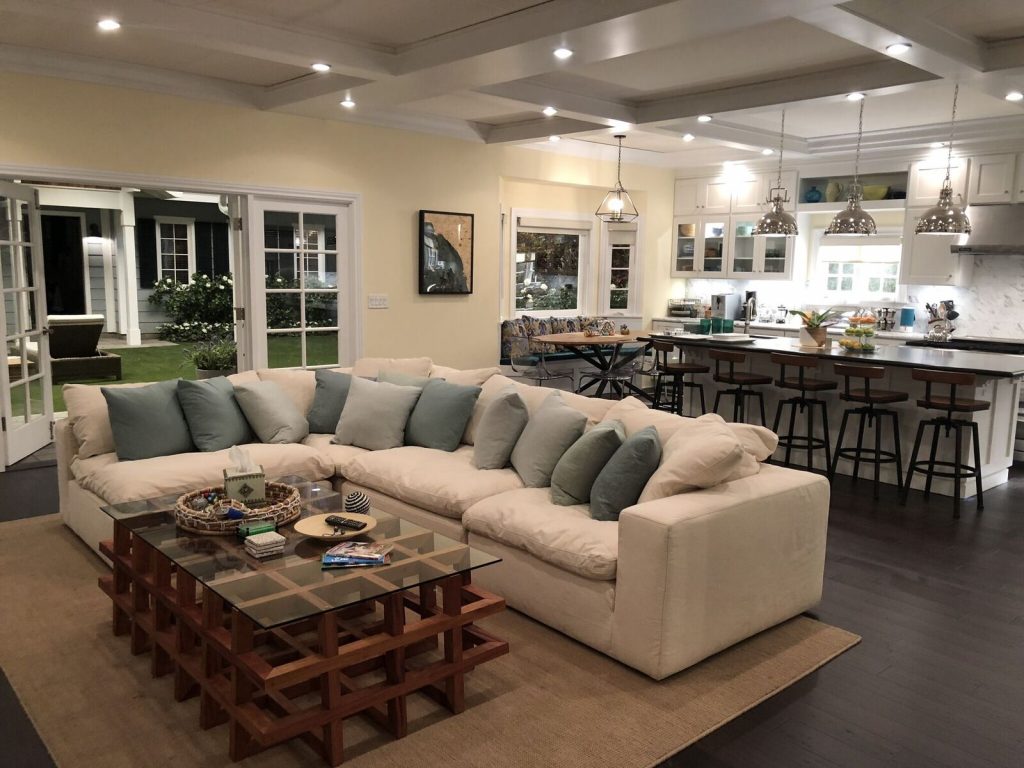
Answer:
[[906, 157, 968, 208], [670, 216, 728, 277], [695, 178, 732, 213], [732, 171, 799, 214], [966, 153, 1016, 204], [1017, 154, 1024, 201], [725, 215, 795, 280], [899, 207, 973, 286], [673, 179, 698, 215]]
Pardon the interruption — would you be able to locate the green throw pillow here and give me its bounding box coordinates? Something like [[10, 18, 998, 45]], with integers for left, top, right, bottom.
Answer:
[[510, 393, 587, 488], [590, 426, 662, 521], [176, 377, 253, 452], [405, 379, 481, 452], [233, 380, 309, 444], [334, 377, 422, 450], [101, 379, 195, 460], [472, 389, 529, 469], [307, 370, 353, 434], [550, 420, 625, 506]]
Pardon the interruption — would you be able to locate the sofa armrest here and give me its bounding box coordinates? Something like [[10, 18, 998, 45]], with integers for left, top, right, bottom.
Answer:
[[55, 417, 77, 522], [610, 464, 829, 679]]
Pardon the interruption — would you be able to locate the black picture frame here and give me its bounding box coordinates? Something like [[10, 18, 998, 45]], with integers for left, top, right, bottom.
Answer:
[[418, 210, 474, 295]]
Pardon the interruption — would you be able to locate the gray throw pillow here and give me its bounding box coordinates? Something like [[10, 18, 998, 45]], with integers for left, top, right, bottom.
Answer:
[[307, 370, 353, 434], [406, 379, 481, 452], [101, 379, 194, 460], [590, 426, 662, 521], [473, 389, 529, 469], [550, 420, 625, 506], [334, 377, 422, 450], [511, 393, 587, 488], [378, 370, 432, 388], [233, 380, 309, 444], [176, 377, 253, 452]]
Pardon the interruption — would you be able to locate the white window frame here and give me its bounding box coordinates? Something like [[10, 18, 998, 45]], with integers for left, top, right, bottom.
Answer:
[[154, 215, 196, 283], [600, 222, 642, 316], [812, 228, 907, 304], [510, 209, 594, 318]]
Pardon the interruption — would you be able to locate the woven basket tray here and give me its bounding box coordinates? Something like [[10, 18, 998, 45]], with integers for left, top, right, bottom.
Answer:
[[175, 482, 301, 535]]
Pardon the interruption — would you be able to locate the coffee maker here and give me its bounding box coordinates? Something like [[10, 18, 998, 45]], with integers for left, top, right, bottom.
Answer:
[[711, 293, 740, 319]]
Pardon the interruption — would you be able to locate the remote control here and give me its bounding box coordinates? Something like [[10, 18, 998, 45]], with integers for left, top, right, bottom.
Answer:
[[325, 515, 367, 531]]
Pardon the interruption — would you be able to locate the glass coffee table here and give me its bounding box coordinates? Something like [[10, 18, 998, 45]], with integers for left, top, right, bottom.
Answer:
[[98, 477, 508, 766]]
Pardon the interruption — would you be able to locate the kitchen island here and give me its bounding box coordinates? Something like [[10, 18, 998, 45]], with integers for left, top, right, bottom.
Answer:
[[642, 334, 1024, 498]]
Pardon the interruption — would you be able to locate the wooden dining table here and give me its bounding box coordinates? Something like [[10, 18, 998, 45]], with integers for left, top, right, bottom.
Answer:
[[531, 330, 651, 400]]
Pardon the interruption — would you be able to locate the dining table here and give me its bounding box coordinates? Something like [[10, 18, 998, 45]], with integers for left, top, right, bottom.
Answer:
[[530, 330, 651, 400]]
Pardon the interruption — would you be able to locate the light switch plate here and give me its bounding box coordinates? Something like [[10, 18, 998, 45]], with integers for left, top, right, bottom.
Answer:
[[368, 293, 389, 309]]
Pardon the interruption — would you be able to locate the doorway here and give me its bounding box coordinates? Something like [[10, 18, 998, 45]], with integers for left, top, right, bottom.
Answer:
[[40, 214, 86, 315]]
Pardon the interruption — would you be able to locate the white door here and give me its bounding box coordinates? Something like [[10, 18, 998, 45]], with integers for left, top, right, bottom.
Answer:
[[246, 198, 357, 369], [0, 182, 53, 467]]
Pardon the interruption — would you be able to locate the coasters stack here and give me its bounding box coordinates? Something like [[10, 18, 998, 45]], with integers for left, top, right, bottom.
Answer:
[[245, 530, 286, 559]]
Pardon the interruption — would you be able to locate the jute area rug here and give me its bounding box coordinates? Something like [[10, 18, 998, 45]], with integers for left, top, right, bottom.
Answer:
[[0, 515, 859, 768]]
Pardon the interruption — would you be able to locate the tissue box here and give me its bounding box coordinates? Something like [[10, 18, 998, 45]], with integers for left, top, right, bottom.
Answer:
[[224, 465, 266, 505]]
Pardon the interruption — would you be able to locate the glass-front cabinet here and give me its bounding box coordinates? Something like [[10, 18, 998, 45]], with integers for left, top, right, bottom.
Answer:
[[727, 216, 758, 278], [671, 216, 729, 277], [722, 215, 795, 280]]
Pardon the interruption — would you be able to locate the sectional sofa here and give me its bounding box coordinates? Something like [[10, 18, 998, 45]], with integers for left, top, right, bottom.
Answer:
[[55, 357, 829, 680]]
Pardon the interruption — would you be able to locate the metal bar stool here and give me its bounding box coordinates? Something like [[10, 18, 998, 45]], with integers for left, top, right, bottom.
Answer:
[[829, 362, 908, 500], [901, 368, 988, 519], [770, 353, 837, 473], [709, 348, 771, 425], [650, 339, 709, 415]]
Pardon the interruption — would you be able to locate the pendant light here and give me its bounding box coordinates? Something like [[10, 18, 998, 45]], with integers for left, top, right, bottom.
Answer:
[[916, 83, 971, 235], [754, 108, 798, 236], [825, 97, 877, 236], [596, 134, 639, 223]]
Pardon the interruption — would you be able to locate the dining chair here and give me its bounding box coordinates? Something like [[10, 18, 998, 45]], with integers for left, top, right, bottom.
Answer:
[[508, 334, 575, 388]]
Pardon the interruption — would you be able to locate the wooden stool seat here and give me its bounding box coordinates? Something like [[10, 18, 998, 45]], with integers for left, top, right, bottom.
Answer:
[[917, 396, 990, 412], [661, 361, 710, 375], [717, 371, 772, 386], [776, 376, 837, 392], [708, 348, 768, 425], [843, 387, 908, 405]]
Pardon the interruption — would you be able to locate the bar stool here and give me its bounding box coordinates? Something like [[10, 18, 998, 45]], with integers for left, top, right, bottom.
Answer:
[[829, 362, 908, 500], [650, 339, 709, 415], [770, 353, 837, 473], [709, 348, 771, 425], [901, 369, 988, 519]]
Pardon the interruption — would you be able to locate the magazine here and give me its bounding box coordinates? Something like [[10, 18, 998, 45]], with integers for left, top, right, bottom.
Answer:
[[321, 541, 393, 569]]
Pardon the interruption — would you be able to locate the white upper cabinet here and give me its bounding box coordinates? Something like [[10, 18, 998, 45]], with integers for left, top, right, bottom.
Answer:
[[907, 157, 968, 208], [966, 153, 1016, 205], [1017, 155, 1024, 201], [695, 178, 733, 213], [673, 179, 698, 215], [730, 177, 763, 213], [899, 207, 972, 286]]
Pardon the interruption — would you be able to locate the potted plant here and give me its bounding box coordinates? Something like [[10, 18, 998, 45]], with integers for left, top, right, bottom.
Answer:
[[789, 307, 843, 348], [182, 337, 238, 379]]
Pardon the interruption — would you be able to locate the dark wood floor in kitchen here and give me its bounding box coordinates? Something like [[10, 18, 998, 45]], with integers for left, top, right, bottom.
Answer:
[[2, 456, 1022, 768]]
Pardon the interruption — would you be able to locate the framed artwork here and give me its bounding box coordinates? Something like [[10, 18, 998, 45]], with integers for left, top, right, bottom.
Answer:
[[419, 210, 474, 294]]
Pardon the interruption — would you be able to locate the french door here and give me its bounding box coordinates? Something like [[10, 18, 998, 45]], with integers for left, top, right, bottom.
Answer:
[[0, 181, 53, 468]]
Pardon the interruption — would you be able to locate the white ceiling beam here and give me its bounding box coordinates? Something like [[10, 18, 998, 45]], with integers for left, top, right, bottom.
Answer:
[[256, 74, 371, 111], [476, 82, 637, 127], [481, 117, 609, 144], [648, 121, 811, 155]]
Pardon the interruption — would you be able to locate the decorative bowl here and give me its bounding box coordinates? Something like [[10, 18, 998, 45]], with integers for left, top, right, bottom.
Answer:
[[861, 185, 890, 201]]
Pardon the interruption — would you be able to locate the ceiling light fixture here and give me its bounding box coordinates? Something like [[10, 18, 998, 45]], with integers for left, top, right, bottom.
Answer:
[[340, 97, 355, 108], [311, 63, 331, 72], [596, 134, 639, 223], [930, 141, 944, 149], [1006, 90, 1024, 102], [885, 42, 912, 55], [548, 135, 561, 143], [826, 98, 877, 236], [682, 133, 695, 142], [97, 18, 121, 31], [754, 109, 798, 238], [553, 47, 573, 60], [542, 106, 558, 117], [916, 83, 971, 235], [761, 148, 774, 156], [697, 114, 712, 123], [846, 92, 865, 101]]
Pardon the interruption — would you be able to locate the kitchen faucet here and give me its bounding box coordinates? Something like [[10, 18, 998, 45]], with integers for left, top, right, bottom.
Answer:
[[742, 297, 757, 334]]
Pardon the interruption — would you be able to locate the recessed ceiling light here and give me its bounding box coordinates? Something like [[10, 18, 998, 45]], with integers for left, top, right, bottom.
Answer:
[[1006, 90, 1024, 102], [847, 92, 865, 101], [761, 148, 775, 155], [548, 135, 561, 142], [340, 97, 355, 108], [697, 114, 712, 123], [97, 18, 121, 31], [553, 47, 573, 60], [682, 133, 695, 142], [930, 141, 944, 149], [311, 63, 331, 72], [542, 106, 558, 117], [885, 42, 912, 55]]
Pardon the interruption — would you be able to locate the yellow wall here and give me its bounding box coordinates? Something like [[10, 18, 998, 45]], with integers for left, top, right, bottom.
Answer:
[[0, 73, 675, 368]]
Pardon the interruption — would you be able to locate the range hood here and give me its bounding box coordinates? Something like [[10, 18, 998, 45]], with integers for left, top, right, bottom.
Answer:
[[951, 204, 1024, 255]]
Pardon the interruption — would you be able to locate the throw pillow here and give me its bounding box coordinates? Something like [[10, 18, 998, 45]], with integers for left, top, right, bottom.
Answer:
[[590, 426, 662, 521], [307, 370, 353, 434], [550, 420, 625, 506], [510, 393, 587, 488], [379, 370, 433, 388], [405, 379, 482, 452], [176, 377, 253, 452], [234, 380, 310, 444], [472, 388, 529, 469], [351, 357, 432, 379], [334, 377, 422, 451], [101, 380, 194, 461], [429, 365, 501, 387]]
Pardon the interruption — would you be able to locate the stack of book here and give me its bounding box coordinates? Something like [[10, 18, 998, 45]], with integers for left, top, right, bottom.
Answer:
[[244, 531, 286, 559], [322, 541, 393, 569]]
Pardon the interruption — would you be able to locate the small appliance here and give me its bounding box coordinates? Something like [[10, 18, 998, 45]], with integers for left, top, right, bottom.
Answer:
[[666, 298, 702, 318], [711, 293, 740, 319]]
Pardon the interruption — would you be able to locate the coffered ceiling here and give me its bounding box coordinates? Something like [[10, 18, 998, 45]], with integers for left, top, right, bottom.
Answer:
[[1, 0, 1023, 168]]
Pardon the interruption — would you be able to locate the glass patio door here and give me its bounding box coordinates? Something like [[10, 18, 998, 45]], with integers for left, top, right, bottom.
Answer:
[[0, 181, 54, 467]]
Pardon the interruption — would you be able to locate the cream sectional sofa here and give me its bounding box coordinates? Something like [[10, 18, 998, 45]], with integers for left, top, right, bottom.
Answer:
[[55, 358, 829, 681]]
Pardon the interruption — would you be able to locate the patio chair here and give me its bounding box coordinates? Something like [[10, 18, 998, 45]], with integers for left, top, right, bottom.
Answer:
[[508, 334, 575, 389], [26, 314, 122, 384]]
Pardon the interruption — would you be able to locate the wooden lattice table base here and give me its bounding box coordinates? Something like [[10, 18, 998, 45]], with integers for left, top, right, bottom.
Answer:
[[98, 525, 508, 766]]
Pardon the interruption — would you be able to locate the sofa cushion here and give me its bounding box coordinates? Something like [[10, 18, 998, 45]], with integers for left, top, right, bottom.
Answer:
[[307, 370, 352, 434], [75, 443, 334, 505], [511, 393, 587, 488], [590, 426, 661, 521], [301, 433, 368, 477], [472, 389, 529, 469], [405, 379, 481, 452], [235, 380, 310, 444], [550, 420, 624, 506], [464, 488, 618, 580], [351, 357, 432, 379], [177, 377, 253, 452], [255, 368, 316, 415], [342, 445, 524, 519], [334, 377, 422, 451], [102, 380, 195, 460], [429, 365, 501, 387]]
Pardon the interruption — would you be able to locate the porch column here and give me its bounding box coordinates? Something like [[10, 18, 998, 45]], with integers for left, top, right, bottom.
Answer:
[[116, 190, 142, 346]]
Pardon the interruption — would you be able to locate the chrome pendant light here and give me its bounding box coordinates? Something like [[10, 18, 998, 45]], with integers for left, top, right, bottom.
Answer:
[[596, 134, 639, 223], [754, 108, 798, 236], [825, 97, 877, 236], [916, 83, 971, 235]]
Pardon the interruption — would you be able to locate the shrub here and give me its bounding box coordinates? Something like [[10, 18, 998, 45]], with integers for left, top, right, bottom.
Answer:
[[181, 337, 237, 371], [149, 273, 234, 342]]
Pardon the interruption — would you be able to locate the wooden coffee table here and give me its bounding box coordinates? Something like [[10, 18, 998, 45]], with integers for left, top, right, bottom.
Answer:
[[98, 478, 508, 766]]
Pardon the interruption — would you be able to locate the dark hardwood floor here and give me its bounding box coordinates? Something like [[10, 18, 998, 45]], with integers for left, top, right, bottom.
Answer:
[[1, 450, 1022, 767]]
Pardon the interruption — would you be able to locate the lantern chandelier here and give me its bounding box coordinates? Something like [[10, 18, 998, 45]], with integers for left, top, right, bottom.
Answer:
[[596, 134, 639, 223]]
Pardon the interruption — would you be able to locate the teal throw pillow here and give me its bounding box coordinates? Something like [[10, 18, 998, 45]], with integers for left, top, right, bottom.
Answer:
[[101, 379, 195, 460], [472, 389, 529, 469], [233, 380, 309, 444], [550, 420, 625, 506], [307, 370, 353, 434], [334, 377, 422, 450], [176, 377, 253, 452], [405, 379, 481, 452], [590, 426, 662, 521], [510, 393, 587, 488]]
